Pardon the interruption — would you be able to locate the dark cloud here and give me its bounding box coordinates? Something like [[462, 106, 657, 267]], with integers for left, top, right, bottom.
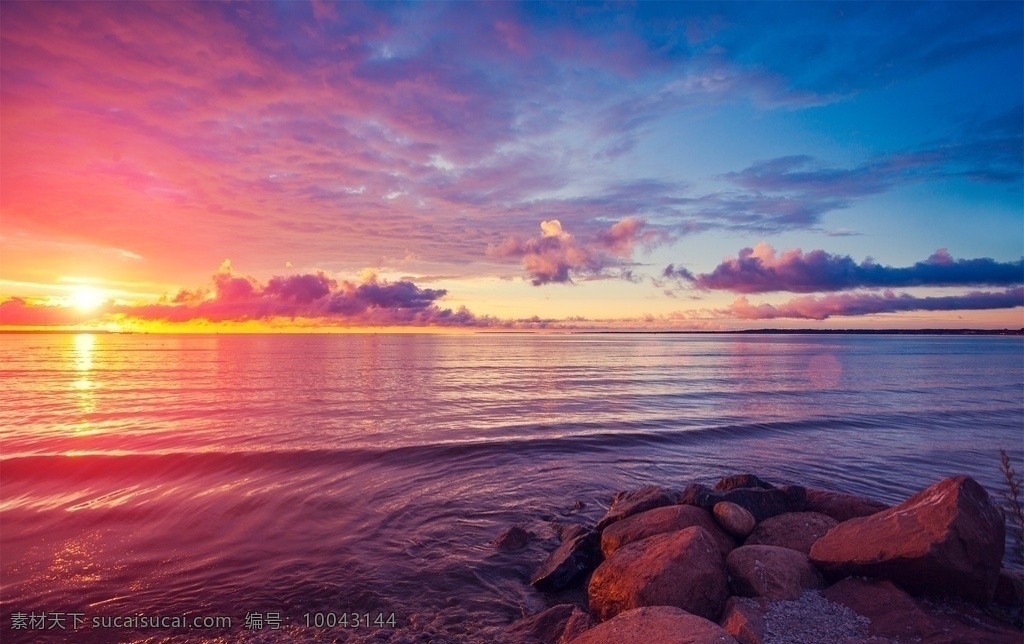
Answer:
[[323, 278, 446, 316], [680, 243, 1024, 294], [131, 265, 455, 324], [264, 273, 334, 303]]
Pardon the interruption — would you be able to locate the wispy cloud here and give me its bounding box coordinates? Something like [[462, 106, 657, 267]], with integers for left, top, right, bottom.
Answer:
[[6, 2, 1015, 277], [724, 119, 1023, 198], [724, 287, 1024, 320], [708, 3, 1022, 97]]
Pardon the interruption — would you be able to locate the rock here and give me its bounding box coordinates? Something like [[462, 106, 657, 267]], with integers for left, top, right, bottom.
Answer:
[[679, 483, 716, 506], [713, 474, 776, 491], [821, 577, 1022, 643], [725, 490, 788, 521], [531, 531, 600, 592], [559, 608, 595, 643], [505, 604, 590, 643], [744, 511, 838, 554], [493, 526, 532, 551], [994, 568, 1024, 607], [821, 578, 943, 641], [680, 485, 790, 523], [718, 597, 766, 644], [809, 476, 1005, 604], [596, 486, 677, 531], [588, 526, 729, 622], [726, 545, 825, 600], [992, 569, 1024, 630], [571, 606, 739, 644], [555, 523, 589, 543], [778, 484, 808, 511], [600, 504, 736, 559], [803, 487, 889, 522], [714, 502, 756, 538]]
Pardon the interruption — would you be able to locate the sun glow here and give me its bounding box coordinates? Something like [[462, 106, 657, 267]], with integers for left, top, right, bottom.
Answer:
[[70, 286, 105, 311]]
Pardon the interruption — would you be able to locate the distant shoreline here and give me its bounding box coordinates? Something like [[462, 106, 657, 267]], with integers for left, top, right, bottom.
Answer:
[[2, 328, 1022, 336], [579, 328, 1024, 336]]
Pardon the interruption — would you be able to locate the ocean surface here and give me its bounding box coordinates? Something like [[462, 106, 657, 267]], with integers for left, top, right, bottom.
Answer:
[[1, 332, 1022, 642]]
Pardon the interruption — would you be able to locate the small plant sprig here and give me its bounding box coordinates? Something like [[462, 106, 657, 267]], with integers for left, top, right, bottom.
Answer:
[[998, 448, 1024, 566]]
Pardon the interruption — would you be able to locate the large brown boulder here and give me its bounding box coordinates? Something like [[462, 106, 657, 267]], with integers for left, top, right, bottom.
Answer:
[[588, 526, 729, 622], [809, 476, 1005, 604], [572, 606, 738, 644], [600, 504, 736, 559], [725, 545, 825, 600], [744, 511, 838, 554], [803, 487, 889, 522], [596, 485, 677, 531]]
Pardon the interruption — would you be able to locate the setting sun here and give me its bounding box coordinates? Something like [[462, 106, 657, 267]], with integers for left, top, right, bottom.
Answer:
[[69, 286, 105, 312]]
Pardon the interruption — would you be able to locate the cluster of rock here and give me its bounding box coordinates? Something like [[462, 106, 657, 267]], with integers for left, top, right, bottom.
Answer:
[[498, 474, 1023, 643]]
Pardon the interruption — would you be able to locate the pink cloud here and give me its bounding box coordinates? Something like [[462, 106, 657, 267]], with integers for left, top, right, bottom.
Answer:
[[134, 264, 459, 324], [725, 287, 1024, 320], [596, 217, 669, 258], [487, 220, 599, 285], [488, 218, 665, 285]]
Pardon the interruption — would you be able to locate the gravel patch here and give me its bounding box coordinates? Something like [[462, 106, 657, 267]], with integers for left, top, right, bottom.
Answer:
[[760, 590, 888, 644]]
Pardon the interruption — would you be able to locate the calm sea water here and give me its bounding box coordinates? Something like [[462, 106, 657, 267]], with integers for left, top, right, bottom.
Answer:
[[1, 333, 1022, 642]]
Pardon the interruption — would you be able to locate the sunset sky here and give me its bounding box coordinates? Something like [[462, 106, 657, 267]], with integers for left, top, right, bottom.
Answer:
[[2, 1, 1022, 331]]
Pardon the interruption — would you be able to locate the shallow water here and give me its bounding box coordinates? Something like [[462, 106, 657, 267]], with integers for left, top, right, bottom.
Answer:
[[1, 333, 1022, 642]]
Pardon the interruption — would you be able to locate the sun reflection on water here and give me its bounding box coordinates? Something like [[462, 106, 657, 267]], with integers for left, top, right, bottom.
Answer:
[[70, 333, 98, 432], [72, 333, 94, 370]]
